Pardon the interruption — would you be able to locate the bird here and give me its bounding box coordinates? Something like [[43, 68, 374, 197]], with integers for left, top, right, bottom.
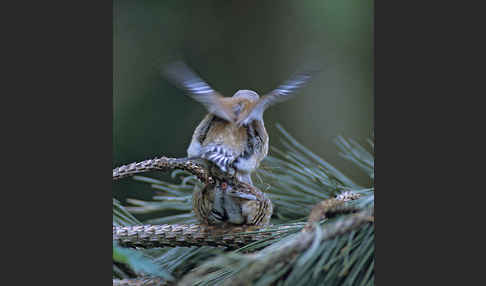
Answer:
[[163, 61, 315, 185], [191, 169, 273, 226]]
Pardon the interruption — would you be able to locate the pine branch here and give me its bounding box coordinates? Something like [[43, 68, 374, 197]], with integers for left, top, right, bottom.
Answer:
[[177, 202, 372, 286], [113, 191, 363, 250], [221, 212, 373, 286], [114, 195, 369, 286], [113, 277, 169, 286], [220, 198, 371, 285], [113, 157, 214, 185], [113, 223, 303, 249], [304, 192, 362, 231]]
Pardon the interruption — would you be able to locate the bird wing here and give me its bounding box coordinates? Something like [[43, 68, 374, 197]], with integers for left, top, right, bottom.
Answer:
[[163, 61, 235, 122], [236, 69, 316, 126]]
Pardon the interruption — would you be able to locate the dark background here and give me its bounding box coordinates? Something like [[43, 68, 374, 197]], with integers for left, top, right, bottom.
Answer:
[[113, 0, 373, 202]]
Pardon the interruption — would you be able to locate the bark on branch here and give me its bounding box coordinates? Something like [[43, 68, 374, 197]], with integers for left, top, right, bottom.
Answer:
[[113, 223, 301, 249], [113, 192, 367, 251], [113, 277, 169, 286], [113, 157, 214, 184]]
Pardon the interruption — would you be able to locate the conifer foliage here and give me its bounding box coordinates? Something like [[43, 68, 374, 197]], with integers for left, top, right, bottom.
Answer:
[[113, 125, 374, 285]]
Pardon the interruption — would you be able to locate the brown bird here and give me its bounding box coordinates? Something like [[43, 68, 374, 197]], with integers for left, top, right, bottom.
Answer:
[[191, 166, 273, 226], [163, 61, 315, 185]]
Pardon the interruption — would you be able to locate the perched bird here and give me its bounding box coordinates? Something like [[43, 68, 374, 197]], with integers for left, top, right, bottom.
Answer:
[[163, 61, 315, 185], [191, 166, 273, 226]]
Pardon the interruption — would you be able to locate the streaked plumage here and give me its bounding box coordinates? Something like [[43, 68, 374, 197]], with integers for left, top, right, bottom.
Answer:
[[192, 174, 273, 226]]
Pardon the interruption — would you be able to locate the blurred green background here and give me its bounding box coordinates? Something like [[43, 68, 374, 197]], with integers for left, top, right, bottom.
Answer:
[[113, 0, 373, 203]]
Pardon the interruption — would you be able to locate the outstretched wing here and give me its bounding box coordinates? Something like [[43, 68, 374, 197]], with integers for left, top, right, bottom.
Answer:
[[163, 61, 235, 122], [236, 69, 316, 126]]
